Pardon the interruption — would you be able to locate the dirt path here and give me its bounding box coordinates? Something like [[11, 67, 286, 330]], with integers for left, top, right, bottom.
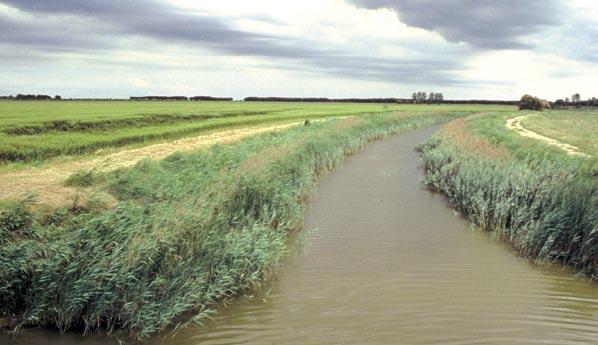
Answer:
[[506, 115, 589, 157], [0, 121, 307, 207]]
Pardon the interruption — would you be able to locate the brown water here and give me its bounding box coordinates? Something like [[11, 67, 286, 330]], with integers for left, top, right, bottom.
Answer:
[[3, 126, 597, 345]]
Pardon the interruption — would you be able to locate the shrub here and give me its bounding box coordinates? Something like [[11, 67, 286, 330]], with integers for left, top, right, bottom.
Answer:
[[519, 94, 545, 111]]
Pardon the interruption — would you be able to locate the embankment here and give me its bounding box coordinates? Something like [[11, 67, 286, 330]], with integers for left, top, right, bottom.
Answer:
[[0, 111, 465, 339], [417, 116, 597, 277]]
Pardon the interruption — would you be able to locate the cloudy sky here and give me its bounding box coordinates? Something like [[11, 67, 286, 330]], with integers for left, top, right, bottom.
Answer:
[[0, 0, 596, 100]]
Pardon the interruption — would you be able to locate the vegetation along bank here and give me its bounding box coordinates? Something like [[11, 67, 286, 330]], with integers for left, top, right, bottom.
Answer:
[[417, 110, 597, 278], [0, 110, 471, 339]]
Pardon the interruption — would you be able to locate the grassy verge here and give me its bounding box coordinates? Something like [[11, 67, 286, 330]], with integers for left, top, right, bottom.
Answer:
[[521, 110, 597, 154], [417, 112, 597, 278], [0, 110, 467, 339]]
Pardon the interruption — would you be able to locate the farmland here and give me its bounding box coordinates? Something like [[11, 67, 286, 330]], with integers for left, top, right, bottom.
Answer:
[[0, 100, 381, 165], [0, 101, 509, 168]]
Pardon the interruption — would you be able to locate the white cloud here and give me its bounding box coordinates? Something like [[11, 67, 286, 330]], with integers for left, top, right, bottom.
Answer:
[[0, 0, 596, 99], [461, 49, 598, 100]]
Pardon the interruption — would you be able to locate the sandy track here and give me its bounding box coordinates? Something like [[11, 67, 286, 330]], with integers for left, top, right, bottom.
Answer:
[[506, 115, 589, 157], [0, 121, 306, 207]]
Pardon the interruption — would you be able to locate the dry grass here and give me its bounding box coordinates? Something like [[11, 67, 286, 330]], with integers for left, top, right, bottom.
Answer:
[[240, 145, 292, 172], [0, 122, 303, 207], [440, 118, 508, 160], [334, 116, 364, 130]]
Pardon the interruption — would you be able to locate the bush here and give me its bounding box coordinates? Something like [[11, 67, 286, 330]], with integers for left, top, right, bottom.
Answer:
[[519, 94, 545, 111]]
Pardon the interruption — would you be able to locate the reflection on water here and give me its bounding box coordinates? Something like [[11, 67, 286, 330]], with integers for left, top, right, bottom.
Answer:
[[3, 126, 597, 345]]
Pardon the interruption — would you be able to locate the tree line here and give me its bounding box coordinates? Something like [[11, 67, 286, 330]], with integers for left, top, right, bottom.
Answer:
[[519, 93, 597, 111], [0, 94, 61, 100], [129, 96, 233, 101], [189, 96, 234, 101], [243, 97, 412, 103], [0, 95, 234, 101], [553, 93, 598, 108], [2, 93, 594, 107], [412, 91, 443, 104], [440, 99, 518, 105], [244, 95, 519, 105]]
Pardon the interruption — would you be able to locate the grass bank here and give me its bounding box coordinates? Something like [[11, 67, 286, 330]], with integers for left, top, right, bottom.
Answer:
[[417, 112, 597, 278], [0, 110, 467, 339]]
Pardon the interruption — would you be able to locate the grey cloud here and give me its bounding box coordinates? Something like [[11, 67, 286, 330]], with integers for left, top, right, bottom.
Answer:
[[0, 14, 113, 52], [349, 0, 561, 49], [0, 0, 469, 85], [0, 0, 287, 56]]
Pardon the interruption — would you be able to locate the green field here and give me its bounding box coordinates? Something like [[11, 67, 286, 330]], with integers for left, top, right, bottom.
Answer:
[[418, 109, 597, 277], [0, 101, 512, 166], [521, 110, 597, 154]]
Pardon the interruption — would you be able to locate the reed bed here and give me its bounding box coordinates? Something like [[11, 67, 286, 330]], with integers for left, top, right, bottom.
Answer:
[[0, 111, 465, 339], [417, 113, 597, 278]]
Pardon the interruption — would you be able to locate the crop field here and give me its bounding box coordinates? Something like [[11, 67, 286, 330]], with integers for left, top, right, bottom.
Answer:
[[418, 109, 597, 277], [0, 101, 510, 166]]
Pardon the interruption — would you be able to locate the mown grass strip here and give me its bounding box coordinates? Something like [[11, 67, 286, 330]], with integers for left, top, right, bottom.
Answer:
[[0, 110, 378, 163], [1, 111, 272, 135]]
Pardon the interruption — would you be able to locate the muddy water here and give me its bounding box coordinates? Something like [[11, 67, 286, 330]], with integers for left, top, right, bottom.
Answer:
[[4, 126, 597, 345]]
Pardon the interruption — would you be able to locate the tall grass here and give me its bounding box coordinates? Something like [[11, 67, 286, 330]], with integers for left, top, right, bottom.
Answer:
[[417, 114, 597, 278], [0, 111, 464, 339]]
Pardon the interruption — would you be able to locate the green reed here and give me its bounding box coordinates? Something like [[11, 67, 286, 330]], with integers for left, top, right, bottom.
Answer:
[[418, 114, 597, 278], [0, 111, 465, 339]]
